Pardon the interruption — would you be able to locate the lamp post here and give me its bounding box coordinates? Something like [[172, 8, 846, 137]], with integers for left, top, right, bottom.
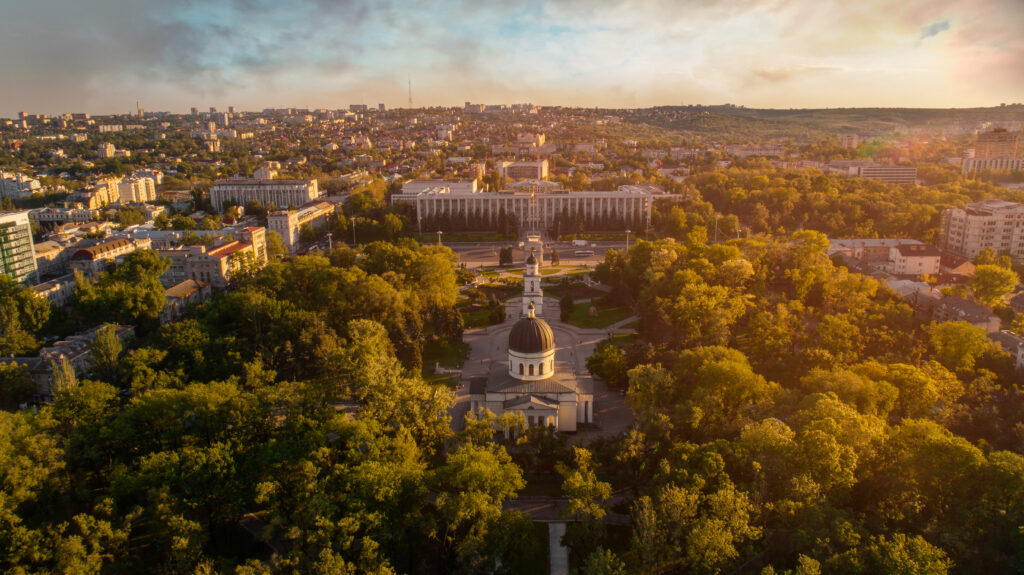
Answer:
[[625, 229, 631, 255], [326, 231, 333, 251], [418, 216, 422, 235], [714, 214, 719, 243], [350, 216, 356, 245], [436, 229, 443, 246]]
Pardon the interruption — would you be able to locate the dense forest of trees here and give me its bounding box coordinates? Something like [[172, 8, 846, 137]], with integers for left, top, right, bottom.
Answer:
[[584, 231, 1024, 573]]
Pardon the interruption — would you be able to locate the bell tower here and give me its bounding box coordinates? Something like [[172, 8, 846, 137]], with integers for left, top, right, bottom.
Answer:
[[522, 247, 543, 316]]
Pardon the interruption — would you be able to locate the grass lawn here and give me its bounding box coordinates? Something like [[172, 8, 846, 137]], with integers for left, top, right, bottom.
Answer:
[[545, 284, 607, 300], [567, 303, 634, 329], [421, 339, 468, 386], [461, 306, 503, 328]]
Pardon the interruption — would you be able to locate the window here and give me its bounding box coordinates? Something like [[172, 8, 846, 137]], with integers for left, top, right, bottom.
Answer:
[[529, 364, 534, 376], [519, 364, 524, 375], [539, 363, 544, 375]]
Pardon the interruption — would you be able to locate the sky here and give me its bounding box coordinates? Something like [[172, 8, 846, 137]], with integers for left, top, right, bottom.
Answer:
[[1, 0, 1022, 116]]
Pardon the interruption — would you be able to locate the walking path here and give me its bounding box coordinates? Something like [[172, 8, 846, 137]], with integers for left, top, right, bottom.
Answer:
[[450, 296, 637, 439], [549, 523, 568, 575]]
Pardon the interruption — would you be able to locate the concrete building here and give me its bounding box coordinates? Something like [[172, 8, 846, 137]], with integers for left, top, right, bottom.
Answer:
[[161, 279, 212, 324], [724, 144, 785, 158], [31, 273, 76, 308], [267, 201, 336, 252], [940, 199, 1024, 260], [28, 207, 96, 224], [840, 133, 860, 149], [68, 237, 152, 278], [209, 178, 320, 212], [32, 240, 69, 277], [402, 179, 477, 195], [961, 157, 1024, 175], [116, 177, 156, 204], [0, 171, 42, 199], [498, 160, 549, 181], [0, 211, 38, 283], [391, 181, 668, 232], [856, 165, 917, 184], [96, 143, 116, 158], [989, 330, 1024, 371], [889, 243, 941, 276], [931, 296, 1001, 333], [975, 128, 1019, 159]]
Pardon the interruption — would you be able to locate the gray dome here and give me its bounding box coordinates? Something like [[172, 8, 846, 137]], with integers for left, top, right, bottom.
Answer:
[[509, 314, 555, 354]]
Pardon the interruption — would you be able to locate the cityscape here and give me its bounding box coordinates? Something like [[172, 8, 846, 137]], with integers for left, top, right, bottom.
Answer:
[[2, 1, 1024, 574]]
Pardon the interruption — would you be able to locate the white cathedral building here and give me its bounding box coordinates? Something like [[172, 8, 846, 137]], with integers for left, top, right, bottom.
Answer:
[[467, 249, 594, 432]]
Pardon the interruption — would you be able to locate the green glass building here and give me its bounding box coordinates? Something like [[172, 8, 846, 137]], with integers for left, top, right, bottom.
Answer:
[[0, 211, 38, 283]]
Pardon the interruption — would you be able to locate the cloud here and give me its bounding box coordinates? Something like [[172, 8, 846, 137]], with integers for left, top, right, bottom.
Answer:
[[1, 0, 1023, 115], [751, 65, 843, 84], [920, 19, 950, 39]]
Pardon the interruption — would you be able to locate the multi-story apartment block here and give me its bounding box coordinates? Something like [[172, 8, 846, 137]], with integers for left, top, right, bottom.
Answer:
[[0, 211, 38, 283], [117, 177, 156, 204], [31, 273, 76, 308], [498, 160, 549, 181], [723, 144, 785, 158], [962, 157, 1024, 175], [267, 201, 336, 252], [96, 143, 116, 158], [941, 199, 1024, 260], [0, 171, 42, 199], [975, 128, 1018, 159], [209, 178, 320, 212]]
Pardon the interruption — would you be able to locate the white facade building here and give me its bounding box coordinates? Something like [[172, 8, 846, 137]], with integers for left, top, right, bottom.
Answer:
[[941, 199, 1024, 260], [0, 172, 42, 199], [209, 178, 320, 212], [267, 201, 336, 252]]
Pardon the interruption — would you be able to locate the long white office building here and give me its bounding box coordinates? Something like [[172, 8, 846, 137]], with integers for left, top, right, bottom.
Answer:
[[391, 180, 671, 230], [209, 178, 320, 212]]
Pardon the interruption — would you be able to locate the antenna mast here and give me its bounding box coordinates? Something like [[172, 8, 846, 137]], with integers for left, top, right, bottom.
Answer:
[[408, 76, 413, 109]]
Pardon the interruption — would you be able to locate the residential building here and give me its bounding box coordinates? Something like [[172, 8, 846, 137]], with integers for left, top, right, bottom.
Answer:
[[161, 279, 212, 323], [0, 211, 38, 282], [116, 176, 156, 204], [96, 143, 115, 158], [940, 199, 1024, 260], [840, 133, 860, 148], [32, 240, 69, 276], [975, 128, 1018, 159], [184, 240, 261, 289], [498, 160, 549, 181], [0, 171, 42, 199], [209, 178, 320, 212], [724, 144, 785, 158], [889, 243, 941, 276], [989, 331, 1024, 371], [931, 296, 1001, 333], [828, 238, 924, 262], [28, 207, 95, 224], [267, 201, 336, 252], [31, 273, 76, 307], [68, 237, 152, 278]]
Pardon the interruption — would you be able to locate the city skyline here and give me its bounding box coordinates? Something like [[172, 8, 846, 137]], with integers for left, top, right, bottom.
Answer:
[[3, 0, 1022, 117]]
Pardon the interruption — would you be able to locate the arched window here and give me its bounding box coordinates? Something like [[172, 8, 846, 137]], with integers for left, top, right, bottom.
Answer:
[[519, 363, 524, 375], [539, 363, 544, 375], [529, 364, 534, 376]]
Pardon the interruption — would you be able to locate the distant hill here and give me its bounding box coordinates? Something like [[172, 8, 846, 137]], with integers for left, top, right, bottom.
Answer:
[[620, 104, 1024, 143]]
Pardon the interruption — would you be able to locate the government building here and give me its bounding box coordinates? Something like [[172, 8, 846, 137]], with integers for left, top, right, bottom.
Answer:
[[467, 252, 594, 432], [391, 179, 670, 232]]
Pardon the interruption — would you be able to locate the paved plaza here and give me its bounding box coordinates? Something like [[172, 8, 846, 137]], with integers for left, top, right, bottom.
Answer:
[[451, 296, 636, 441]]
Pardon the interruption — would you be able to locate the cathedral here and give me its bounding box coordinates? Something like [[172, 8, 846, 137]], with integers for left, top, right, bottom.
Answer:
[[467, 248, 594, 432]]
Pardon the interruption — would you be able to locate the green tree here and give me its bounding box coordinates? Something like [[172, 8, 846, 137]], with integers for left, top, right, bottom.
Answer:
[[970, 264, 1018, 307], [560, 293, 575, 322], [557, 447, 612, 565], [88, 324, 123, 385], [265, 230, 287, 258], [0, 361, 33, 410]]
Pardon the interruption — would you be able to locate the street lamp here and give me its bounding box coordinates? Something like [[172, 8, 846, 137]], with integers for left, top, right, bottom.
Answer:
[[714, 214, 719, 243], [350, 216, 356, 245], [418, 216, 422, 235], [436, 229, 443, 246], [326, 231, 333, 251], [625, 229, 631, 255]]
